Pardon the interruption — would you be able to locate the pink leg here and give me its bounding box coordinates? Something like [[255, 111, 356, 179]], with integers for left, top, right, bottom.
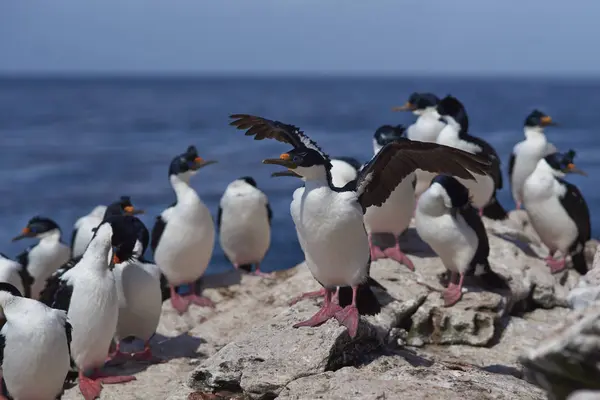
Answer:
[[89, 368, 136, 385], [383, 240, 415, 271], [334, 286, 360, 338], [289, 288, 326, 306], [478, 208, 484, 217], [516, 201, 522, 210], [331, 287, 340, 305], [443, 272, 464, 307], [545, 253, 567, 274], [187, 293, 216, 308], [252, 263, 272, 278], [170, 285, 191, 315], [369, 235, 386, 261], [293, 288, 342, 329], [131, 341, 165, 363], [79, 371, 103, 400], [105, 341, 130, 365]]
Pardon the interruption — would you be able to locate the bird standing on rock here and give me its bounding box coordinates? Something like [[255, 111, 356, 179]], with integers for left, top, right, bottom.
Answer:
[[509, 110, 558, 210], [230, 114, 491, 337], [12, 216, 71, 299], [218, 176, 273, 277], [0, 282, 72, 400], [364, 124, 416, 269], [151, 145, 218, 314], [415, 175, 507, 306], [522, 150, 590, 274]]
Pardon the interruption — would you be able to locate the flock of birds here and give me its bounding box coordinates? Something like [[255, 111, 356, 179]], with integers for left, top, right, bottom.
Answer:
[[0, 92, 592, 400]]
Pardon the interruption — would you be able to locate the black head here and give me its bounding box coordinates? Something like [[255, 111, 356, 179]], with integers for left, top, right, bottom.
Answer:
[[104, 196, 145, 218], [431, 175, 470, 209], [263, 147, 330, 170], [393, 92, 440, 112], [12, 216, 60, 242], [374, 124, 406, 146], [96, 215, 139, 264], [0, 282, 22, 297], [437, 95, 469, 133], [168, 145, 217, 177], [544, 150, 586, 176], [524, 109, 556, 128], [239, 176, 257, 187]]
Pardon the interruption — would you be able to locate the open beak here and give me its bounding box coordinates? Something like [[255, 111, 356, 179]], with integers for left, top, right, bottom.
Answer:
[[567, 163, 587, 176], [271, 170, 303, 178], [12, 227, 34, 242], [192, 157, 218, 170], [123, 206, 144, 215], [392, 102, 416, 112], [540, 115, 557, 127], [262, 153, 297, 169]]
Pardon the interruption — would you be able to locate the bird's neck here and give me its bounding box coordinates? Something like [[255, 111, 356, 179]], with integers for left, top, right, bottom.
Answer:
[[82, 234, 112, 270], [298, 165, 333, 190], [170, 174, 200, 204], [524, 126, 546, 141], [37, 229, 62, 244], [0, 292, 17, 312]]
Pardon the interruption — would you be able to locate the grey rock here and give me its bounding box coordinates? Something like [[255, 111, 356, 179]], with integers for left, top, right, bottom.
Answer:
[[569, 248, 600, 310]]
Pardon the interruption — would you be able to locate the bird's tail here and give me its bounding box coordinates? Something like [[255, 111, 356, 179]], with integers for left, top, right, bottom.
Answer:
[[338, 278, 384, 316], [238, 264, 253, 273], [571, 249, 588, 275], [482, 193, 509, 220]]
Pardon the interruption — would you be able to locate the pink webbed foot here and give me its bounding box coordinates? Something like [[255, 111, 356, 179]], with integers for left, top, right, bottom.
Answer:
[[79, 373, 103, 400], [293, 289, 342, 329], [89, 369, 136, 385], [131, 344, 165, 364], [334, 306, 359, 338], [188, 294, 216, 308], [383, 243, 415, 271], [170, 286, 191, 315], [369, 236, 386, 261], [443, 283, 463, 306], [545, 256, 566, 274], [289, 288, 326, 306]]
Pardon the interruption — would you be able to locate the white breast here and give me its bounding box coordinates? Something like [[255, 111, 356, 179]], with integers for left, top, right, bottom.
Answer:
[[27, 242, 71, 299], [66, 266, 119, 371], [407, 114, 445, 143], [364, 173, 415, 235], [0, 259, 25, 296], [510, 138, 551, 205], [154, 199, 215, 285], [2, 300, 70, 400], [290, 185, 369, 287], [330, 160, 358, 188], [219, 186, 271, 266], [113, 260, 162, 342], [523, 171, 578, 253]]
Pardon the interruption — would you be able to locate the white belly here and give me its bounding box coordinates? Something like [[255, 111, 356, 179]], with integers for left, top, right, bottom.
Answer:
[[219, 203, 271, 265], [524, 197, 577, 253], [455, 173, 494, 209], [68, 273, 119, 370], [28, 245, 71, 299], [154, 204, 215, 285], [3, 319, 70, 399], [114, 261, 162, 342], [415, 209, 477, 274], [291, 187, 369, 287], [364, 175, 415, 235]]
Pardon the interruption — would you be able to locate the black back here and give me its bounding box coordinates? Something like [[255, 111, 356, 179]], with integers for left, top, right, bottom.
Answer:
[[151, 200, 176, 254], [557, 178, 591, 265], [39, 273, 73, 312], [508, 152, 516, 183]]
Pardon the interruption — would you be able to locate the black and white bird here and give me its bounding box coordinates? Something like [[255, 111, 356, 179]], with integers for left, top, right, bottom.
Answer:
[[522, 150, 590, 274], [392, 92, 445, 197], [218, 176, 272, 277], [329, 157, 363, 188], [0, 254, 28, 298], [12, 216, 71, 299], [70, 205, 107, 259], [0, 283, 72, 400], [435, 95, 508, 220], [364, 124, 416, 269], [151, 145, 217, 315], [39, 215, 139, 400], [509, 110, 558, 210], [415, 175, 507, 306], [230, 114, 491, 337]]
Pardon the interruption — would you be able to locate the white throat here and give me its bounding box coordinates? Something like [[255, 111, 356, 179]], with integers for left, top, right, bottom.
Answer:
[[524, 126, 546, 141], [37, 229, 62, 243], [170, 173, 200, 204], [535, 159, 565, 178], [295, 165, 330, 185]]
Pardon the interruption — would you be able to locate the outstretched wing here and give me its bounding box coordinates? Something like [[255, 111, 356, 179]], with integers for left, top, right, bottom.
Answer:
[[356, 139, 492, 210], [229, 114, 329, 159]]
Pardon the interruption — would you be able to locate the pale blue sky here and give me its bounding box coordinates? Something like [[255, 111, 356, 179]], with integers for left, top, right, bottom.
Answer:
[[1, 0, 598, 75]]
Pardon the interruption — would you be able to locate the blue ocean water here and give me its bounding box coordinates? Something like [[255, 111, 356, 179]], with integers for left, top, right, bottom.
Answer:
[[0, 76, 597, 276]]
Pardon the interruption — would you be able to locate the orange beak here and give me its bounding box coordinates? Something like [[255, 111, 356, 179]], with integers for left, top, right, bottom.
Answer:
[[113, 254, 121, 264], [392, 102, 416, 112]]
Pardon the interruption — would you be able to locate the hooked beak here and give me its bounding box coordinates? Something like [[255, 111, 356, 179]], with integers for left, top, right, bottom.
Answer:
[[192, 157, 218, 171], [392, 102, 416, 112], [123, 206, 144, 215], [12, 227, 34, 242], [540, 115, 557, 127], [262, 153, 297, 169], [271, 170, 303, 178], [566, 163, 587, 176]]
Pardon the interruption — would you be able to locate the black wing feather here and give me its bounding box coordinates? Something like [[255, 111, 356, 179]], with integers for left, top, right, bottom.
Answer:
[[266, 203, 273, 226], [459, 205, 490, 271], [217, 206, 223, 229], [69, 228, 78, 254], [38, 274, 73, 312], [355, 139, 492, 211], [151, 201, 176, 254], [557, 178, 591, 249], [16, 265, 33, 298], [64, 320, 73, 359], [462, 134, 503, 189], [508, 152, 516, 185], [229, 114, 330, 159], [0, 331, 5, 366]]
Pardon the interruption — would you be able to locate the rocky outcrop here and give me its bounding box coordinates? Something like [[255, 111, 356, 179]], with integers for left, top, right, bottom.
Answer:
[[61, 211, 597, 399]]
